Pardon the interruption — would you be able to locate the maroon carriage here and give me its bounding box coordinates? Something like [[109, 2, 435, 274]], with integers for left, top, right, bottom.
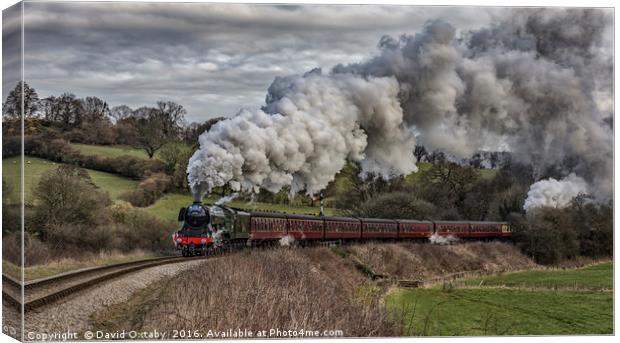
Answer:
[[361, 218, 398, 239], [434, 221, 470, 238], [286, 214, 324, 240], [249, 212, 287, 241], [324, 216, 361, 240], [469, 221, 504, 238], [397, 220, 433, 239]]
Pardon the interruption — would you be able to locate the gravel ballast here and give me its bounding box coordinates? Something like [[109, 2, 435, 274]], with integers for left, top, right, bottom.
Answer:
[[21, 259, 206, 339]]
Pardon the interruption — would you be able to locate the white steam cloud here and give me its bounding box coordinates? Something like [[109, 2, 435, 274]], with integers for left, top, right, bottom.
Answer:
[[523, 174, 588, 211], [188, 71, 417, 198], [279, 235, 296, 247], [188, 9, 612, 201], [214, 193, 239, 206], [429, 233, 459, 245]]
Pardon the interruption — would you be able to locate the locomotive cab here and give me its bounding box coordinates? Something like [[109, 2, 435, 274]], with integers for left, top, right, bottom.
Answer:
[[174, 202, 214, 257]]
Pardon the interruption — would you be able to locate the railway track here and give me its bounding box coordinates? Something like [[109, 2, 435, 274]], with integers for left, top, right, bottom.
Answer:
[[1, 255, 200, 312]]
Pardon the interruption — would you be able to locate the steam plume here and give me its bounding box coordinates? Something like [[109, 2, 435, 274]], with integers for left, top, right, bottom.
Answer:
[[188, 9, 612, 200], [214, 193, 239, 206], [523, 174, 588, 211], [188, 71, 417, 198], [429, 233, 459, 245]]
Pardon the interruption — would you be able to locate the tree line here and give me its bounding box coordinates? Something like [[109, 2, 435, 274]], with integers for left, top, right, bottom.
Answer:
[[2, 81, 224, 158]]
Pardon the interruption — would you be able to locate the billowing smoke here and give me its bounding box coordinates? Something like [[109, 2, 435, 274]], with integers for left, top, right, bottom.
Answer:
[[523, 173, 588, 211], [214, 193, 239, 206], [279, 235, 296, 247], [189, 8, 612, 201], [429, 233, 459, 245], [188, 70, 417, 198]]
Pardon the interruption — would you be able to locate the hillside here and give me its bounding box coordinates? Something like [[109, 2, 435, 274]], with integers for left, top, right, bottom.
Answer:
[[69, 143, 154, 160], [2, 156, 139, 203], [387, 261, 613, 335], [90, 242, 579, 337]]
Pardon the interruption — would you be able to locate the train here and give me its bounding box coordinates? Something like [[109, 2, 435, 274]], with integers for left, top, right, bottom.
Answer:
[[172, 201, 514, 256]]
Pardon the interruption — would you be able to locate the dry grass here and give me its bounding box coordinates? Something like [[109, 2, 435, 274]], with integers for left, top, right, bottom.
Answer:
[[105, 248, 399, 337], [348, 241, 536, 280]]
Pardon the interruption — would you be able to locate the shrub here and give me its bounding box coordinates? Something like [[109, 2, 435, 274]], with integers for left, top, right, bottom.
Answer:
[[45, 222, 117, 252], [158, 143, 193, 190], [110, 201, 174, 252], [2, 232, 52, 266], [2, 135, 21, 157], [32, 165, 112, 238], [2, 204, 22, 234], [516, 207, 580, 265], [120, 173, 172, 207]]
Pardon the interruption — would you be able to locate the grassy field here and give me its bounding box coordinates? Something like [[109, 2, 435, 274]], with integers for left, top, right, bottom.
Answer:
[[2, 156, 139, 203], [70, 143, 152, 160], [461, 262, 613, 291], [2, 251, 155, 281], [144, 192, 337, 222], [386, 262, 613, 336]]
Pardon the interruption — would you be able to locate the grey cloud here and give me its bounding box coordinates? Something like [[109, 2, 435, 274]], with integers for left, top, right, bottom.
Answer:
[[14, 2, 503, 121]]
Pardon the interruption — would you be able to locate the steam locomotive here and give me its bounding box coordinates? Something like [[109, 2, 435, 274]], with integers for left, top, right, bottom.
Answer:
[[172, 201, 513, 256]]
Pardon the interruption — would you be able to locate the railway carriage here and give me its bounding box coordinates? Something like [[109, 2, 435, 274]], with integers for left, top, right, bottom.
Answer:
[[434, 221, 470, 238], [361, 218, 398, 239], [250, 212, 288, 241], [286, 214, 325, 240], [469, 221, 504, 239], [324, 216, 362, 239], [397, 219, 433, 239]]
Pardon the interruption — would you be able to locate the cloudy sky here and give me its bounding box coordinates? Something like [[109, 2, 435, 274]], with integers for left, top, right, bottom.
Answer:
[[5, 2, 513, 122]]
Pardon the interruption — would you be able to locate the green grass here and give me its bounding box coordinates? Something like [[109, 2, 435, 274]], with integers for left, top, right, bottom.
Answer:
[[2, 156, 139, 204], [402, 162, 434, 184], [478, 168, 497, 179], [387, 262, 613, 336], [70, 143, 152, 160], [462, 262, 613, 291], [144, 192, 337, 222], [387, 287, 612, 336], [2, 252, 156, 281]]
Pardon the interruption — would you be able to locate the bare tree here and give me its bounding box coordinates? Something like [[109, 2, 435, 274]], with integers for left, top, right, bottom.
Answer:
[[110, 105, 133, 123], [154, 100, 186, 139], [3, 81, 39, 118], [42, 93, 83, 128], [81, 96, 110, 122]]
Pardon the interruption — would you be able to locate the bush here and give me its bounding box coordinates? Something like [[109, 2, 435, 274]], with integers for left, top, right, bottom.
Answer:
[[120, 173, 172, 207], [2, 134, 21, 157], [46, 222, 118, 252], [2, 232, 52, 266], [158, 143, 194, 190], [32, 165, 112, 238], [516, 207, 580, 265], [110, 201, 174, 252], [2, 204, 22, 234]]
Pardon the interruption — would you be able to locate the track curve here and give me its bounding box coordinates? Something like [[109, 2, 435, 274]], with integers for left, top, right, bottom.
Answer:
[[2, 255, 199, 312]]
